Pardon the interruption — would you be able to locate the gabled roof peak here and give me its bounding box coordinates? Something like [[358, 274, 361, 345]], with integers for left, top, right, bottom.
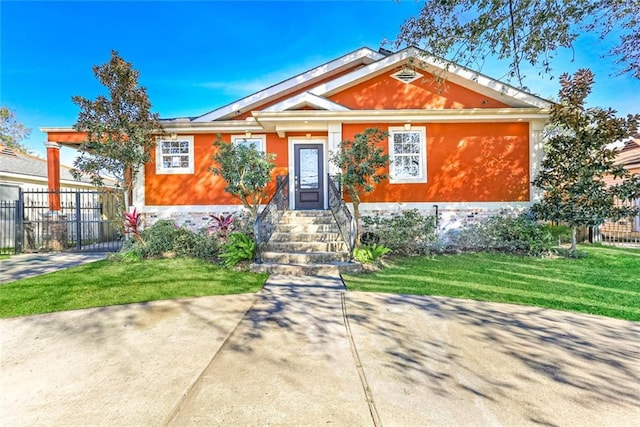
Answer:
[[0, 145, 18, 157], [192, 47, 383, 122], [190, 45, 550, 123], [262, 92, 350, 113]]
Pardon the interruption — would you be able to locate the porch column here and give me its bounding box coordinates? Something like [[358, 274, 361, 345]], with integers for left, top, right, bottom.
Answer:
[[45, 141, 61, 211], [529, 120, 545, 203], [327, 122, 342, 175]]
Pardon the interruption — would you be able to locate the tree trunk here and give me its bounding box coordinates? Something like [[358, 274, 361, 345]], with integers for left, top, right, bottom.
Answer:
[[571, 226, 577, 251], [124, 166, 133, 212], [353, 198, 361, 248]]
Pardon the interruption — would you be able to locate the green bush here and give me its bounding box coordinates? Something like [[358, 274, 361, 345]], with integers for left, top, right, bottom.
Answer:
[[449, 213, 555, 256], [139, 220, 180, 257], [113, 239, 143, 263], [353, 243, 392, 264], [115, 220, 220, 262], [172, 228, 220, 259], [362, 210, 437, 255], [543, 223, 572, 245], [220, 232, 256, 267]]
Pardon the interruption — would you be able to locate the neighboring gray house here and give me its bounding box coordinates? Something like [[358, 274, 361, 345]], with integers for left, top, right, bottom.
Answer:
[[1, 144, 119, 252], [0, 145, 98, 193]]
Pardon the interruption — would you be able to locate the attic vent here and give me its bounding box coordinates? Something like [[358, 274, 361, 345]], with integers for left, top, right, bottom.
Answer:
[[1, 147, 17, 157], [391, 69, 423, 84]]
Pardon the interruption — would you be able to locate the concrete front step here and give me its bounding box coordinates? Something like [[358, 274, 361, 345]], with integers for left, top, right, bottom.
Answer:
[[275, 223, 340, 234], [261, 251, 351, 264], [269, 232, 343, 243], [282, 210, 332, 217], [250, 261, 362, 276], [265, 241, 348, 253], [258, 209, 356, 276], [279, 215, 336, 225]]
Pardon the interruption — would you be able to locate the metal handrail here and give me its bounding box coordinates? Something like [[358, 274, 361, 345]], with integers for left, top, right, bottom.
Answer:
[[254, 174, 289, 263], [328, 174, 356, 257]]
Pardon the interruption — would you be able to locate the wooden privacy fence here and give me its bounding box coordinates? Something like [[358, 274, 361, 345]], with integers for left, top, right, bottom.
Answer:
[[0, 189, 123, 255]]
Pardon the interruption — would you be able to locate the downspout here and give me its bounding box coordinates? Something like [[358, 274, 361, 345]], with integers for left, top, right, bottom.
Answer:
[[433, 204, 439, 230]]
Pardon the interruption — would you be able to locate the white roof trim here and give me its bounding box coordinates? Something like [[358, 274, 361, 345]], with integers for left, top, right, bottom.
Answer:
[[253, 108, 549, 125], [308, 46, 551, 109], [193, 47, 383, 122], [262, 92, 350, 112], [40, 127, 74, 132]]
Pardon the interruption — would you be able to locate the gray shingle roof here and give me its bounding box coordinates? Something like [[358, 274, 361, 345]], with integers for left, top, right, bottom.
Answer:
[[0, 146, 92, 184]]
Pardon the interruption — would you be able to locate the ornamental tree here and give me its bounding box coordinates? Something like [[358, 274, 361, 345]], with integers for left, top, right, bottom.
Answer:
[[331, 128, 389, 247], [210, 137, 276, 222], [396, 0, 639, 87], [72, 50, 163, 212], [532, 69, 640, 250], [0, 107, 31, 153]]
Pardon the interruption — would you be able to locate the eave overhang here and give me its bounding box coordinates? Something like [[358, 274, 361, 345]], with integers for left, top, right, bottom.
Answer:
[[252, 108, 549, 137], [42, 121, 265, 142], [43, 107, 549, 141], [0, 171, 112, 188]]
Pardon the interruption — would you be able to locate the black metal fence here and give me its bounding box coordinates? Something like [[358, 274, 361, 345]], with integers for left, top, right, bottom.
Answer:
[[0, 188, 123, 254], [594, 199, 640, 247]]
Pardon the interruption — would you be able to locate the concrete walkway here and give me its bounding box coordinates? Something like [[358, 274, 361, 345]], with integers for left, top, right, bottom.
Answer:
[[0, 252, 109, 284], [1, 274, 639, 426]]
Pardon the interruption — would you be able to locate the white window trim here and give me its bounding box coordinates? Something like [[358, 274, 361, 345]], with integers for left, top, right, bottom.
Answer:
[[231, 134, 266, 152], [388, 126, 427, 184], [156, 136, 195, 175]]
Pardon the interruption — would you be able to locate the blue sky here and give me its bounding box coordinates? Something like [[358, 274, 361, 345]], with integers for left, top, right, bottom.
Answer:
[[2, 1, 639, 166]]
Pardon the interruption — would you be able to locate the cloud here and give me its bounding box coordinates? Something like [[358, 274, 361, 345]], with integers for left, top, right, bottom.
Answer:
[[193, 58, 332, 98], [196, 79, 268, 97]]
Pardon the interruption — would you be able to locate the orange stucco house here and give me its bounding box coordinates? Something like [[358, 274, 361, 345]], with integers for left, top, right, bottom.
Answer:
[[42, 47, 550, 231]]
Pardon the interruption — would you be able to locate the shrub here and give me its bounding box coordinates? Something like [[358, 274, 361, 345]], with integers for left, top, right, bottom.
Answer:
[[543, 223, 572, 245], [208, 214, 236, 241], [171, 228, 220, 260], [449, 213, 554, 256], [139, 220, 180, 257], [115, 220, 220, 262], [362, 210, 437, 255], [219, 232, 256, 267], [553, 247, 588, 258], [353, 243, 392, 264], [113, 239, 143, 263], [123, 207, 143, 242]]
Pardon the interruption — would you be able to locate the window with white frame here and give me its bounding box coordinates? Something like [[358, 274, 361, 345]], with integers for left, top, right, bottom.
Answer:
[[388, 126, 427, 183], [232, 134, 266, 152], [156, 136, 194, 174]]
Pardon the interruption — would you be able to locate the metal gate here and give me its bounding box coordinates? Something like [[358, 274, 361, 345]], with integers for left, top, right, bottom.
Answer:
[[0, 189, 123, 254]]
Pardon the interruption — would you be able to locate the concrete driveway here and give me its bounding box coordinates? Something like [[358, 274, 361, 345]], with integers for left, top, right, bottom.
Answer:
[[1, 275, 639, 426], [0, 252, 109, 284]]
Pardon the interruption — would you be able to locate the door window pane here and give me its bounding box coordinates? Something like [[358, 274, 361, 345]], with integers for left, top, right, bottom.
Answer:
[[300, 148, 319, 189]]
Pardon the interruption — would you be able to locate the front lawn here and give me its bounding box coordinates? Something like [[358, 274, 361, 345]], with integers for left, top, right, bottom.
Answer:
[[343, 245, 640, 321], [0, 258, 267, 318]]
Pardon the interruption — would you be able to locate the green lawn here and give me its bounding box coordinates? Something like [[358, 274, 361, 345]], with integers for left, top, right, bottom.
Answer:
[[0, 258, 268, 318], [343, 245, 640, 321]]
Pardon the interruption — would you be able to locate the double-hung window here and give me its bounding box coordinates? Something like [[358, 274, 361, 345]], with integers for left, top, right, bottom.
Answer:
[[231, 134, 266, 152], [388, 126, 427, 183], [156, 136, 194, 174]]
